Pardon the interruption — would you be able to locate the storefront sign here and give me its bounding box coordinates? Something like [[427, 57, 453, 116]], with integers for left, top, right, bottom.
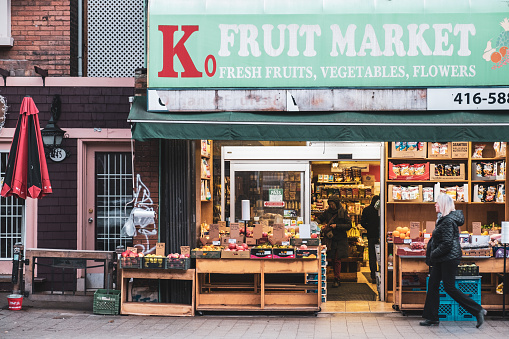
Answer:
[[428, 88, 509, 110], [149, 1, 509, 88]]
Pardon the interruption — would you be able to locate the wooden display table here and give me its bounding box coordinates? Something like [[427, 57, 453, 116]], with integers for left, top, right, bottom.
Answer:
[[195, 258, 321, 313], [393, 246, 509, 311], [120, 268, 195, 316]]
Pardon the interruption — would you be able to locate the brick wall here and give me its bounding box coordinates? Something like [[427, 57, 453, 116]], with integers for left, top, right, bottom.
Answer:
[[133, 139, 160, 253], [0, 0, 71, 76]]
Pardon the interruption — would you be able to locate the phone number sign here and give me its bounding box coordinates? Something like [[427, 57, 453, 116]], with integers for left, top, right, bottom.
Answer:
[[428, 88, 509, 110]]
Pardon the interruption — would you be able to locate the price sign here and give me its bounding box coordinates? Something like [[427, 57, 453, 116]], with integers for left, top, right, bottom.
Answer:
[[282, 241, 290, 246], [218, 221, 227, 233], [228, 238, 237, 244], [404, 239, 411, 244], [425, 221, 436, 234], [156, 242, 165, 257], [212, 241, 221, 246], [253, 223, 263, 239], [209, 223, 219, 239], [273, 223, 285, 240], [230, 223, 240, 239], [127, 247, 137, 253], [180, 246, 190, 256], [472, 222, 482, 235], [409, 221, 420, 239]]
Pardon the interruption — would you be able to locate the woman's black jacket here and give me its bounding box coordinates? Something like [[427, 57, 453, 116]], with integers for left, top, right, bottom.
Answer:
[[426, 210, 464, 265]]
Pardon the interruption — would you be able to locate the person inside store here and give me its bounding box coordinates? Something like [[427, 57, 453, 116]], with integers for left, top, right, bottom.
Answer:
[[361, 195, 380, 284], [421, 194, 487, 328], [317, 195, 351, 288]]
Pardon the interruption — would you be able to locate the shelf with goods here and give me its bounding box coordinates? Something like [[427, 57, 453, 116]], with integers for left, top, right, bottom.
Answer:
[[385, 141, 509, 308], [194, 258, 321, 312], [198, 140, 213, 230]]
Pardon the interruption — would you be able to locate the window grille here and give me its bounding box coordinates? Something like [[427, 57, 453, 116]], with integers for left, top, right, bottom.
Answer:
[[0, 152, 24, 259], [95, 152, 133, 251], [87, 0, 145, 77]]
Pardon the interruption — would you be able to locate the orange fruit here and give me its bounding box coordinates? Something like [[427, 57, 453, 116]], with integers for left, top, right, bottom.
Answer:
[[393, 230, 400, 238], [491, 52, 502, 63], [396, 227, 403, 233], [400, 233, 406, 239], [402, 227, 409, 234], [500, 46, 508, 57]]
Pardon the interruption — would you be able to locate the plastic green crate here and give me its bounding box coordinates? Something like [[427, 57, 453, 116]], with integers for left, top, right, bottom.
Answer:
[[93, 289, 120, 315]]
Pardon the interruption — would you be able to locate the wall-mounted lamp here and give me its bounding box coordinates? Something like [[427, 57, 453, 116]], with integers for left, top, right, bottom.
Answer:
[[34, 66, 48, 87], [41, 95, 69, 162], [0, 67, 9, 87]]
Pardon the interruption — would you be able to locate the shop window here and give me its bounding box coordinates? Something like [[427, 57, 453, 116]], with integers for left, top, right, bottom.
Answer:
[[95, 152, 133, 251], [0, 0, 14, 47], [0, 152, 25, 259]]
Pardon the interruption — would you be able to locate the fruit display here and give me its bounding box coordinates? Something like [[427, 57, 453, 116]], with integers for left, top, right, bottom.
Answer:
[[166, 253, 191, 269], [392, 226, 410, 240], [143, 254, 166, 269]]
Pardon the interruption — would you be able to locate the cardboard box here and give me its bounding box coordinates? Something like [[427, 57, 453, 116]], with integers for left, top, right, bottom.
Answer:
[[430, 163, 466, 181], [391, 142, 427, 158], [452, 142, 469, 158], [388, 184, 422, 202], [250, 248, 273, 259], [471, 162, 496, 181], [191, 250, 221, 259], [428, 142, 452, 159], [272, 248, 295, 259], [296, 248, 319, 259], [290, 238, 320, 247], [221, 250, 250, 259], [389, 162, 430, 180], [397, 248, 426, 256]]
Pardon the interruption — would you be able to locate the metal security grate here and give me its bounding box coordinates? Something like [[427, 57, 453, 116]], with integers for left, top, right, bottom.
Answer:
[[87, 0, 145, 77], [95, 152, 133, 251], [0, 152, 25, 259]]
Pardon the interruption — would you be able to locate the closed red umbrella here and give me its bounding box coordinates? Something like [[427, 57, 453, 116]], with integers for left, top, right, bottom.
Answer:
[[1, 96, 52, 199]]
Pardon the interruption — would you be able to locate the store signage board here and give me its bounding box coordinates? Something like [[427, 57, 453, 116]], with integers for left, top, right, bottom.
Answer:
[[428, 88, 509, 110], [148, 2, 509, 89], [472, 222, 482, 235], [264, 201, 285, 207], [269, 189, 283, 202]]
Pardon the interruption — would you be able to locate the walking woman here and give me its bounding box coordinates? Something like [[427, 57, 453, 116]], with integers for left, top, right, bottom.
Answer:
[[421, 194, 487, 327]]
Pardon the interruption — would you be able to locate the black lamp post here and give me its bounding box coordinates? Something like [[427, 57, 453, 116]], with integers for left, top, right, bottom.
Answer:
[[41, 95, 69, 162]]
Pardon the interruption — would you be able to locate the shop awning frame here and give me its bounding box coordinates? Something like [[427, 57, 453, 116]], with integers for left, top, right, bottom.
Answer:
[[129, 96, 509, 142]]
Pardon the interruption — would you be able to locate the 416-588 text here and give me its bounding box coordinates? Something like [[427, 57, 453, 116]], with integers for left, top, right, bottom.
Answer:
[[454, 92, 509, 105]]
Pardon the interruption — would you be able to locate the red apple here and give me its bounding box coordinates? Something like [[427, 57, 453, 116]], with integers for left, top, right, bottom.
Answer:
[[121, 251, 128, 258], [228, 243, 237, 250], [311, 233, 318, 239]]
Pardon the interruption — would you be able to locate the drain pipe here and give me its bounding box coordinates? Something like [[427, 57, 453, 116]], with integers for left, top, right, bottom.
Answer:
[[78, 0, 83, 76]]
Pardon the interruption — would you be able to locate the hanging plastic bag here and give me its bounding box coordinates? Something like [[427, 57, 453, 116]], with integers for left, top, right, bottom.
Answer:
[[121, 215, 136, 237]]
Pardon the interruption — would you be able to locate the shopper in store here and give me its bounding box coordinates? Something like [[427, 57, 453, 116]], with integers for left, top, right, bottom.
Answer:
[[421, 194, 487, 328], [361, 195, 380, 283], [317, 195, 351, 288]]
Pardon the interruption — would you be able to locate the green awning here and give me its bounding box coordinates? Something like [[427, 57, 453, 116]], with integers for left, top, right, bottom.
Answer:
[[128, 96, 509, 142]]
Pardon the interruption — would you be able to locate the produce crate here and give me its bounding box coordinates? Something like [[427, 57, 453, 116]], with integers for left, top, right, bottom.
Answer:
[[296, 248, 319, 259], [250, 248, 273, 259], [272, 248, 295, 259], [437, 301, 455, 321], [93, 289, 120, 315], [221, 250, 250, 259], [165, 257, 191, 270], [457, 264, 479, 276], [143, 256, 166, 269], [119, 257, 142, 269], [191, 250, 221, 259]]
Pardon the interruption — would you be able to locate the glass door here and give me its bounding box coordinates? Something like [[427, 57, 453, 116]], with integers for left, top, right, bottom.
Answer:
[[229, 163, 310, 225]]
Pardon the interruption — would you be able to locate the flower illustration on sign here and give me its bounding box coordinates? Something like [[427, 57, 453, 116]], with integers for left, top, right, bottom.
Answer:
[[484, 18, 509, 69]]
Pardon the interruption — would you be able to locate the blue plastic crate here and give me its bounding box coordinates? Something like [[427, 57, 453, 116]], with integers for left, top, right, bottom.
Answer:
[[454, 296, 481, 321], [437, 301, 455, 321], [426, 277, 481, 301]]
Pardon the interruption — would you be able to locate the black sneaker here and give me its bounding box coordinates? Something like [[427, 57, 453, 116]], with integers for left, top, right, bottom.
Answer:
[[476, 309, 487, 328], [419, 319, 440, 326]]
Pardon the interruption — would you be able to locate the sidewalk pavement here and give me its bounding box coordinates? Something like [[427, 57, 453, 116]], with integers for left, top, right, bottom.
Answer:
[[1, 293, 508, 339]]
